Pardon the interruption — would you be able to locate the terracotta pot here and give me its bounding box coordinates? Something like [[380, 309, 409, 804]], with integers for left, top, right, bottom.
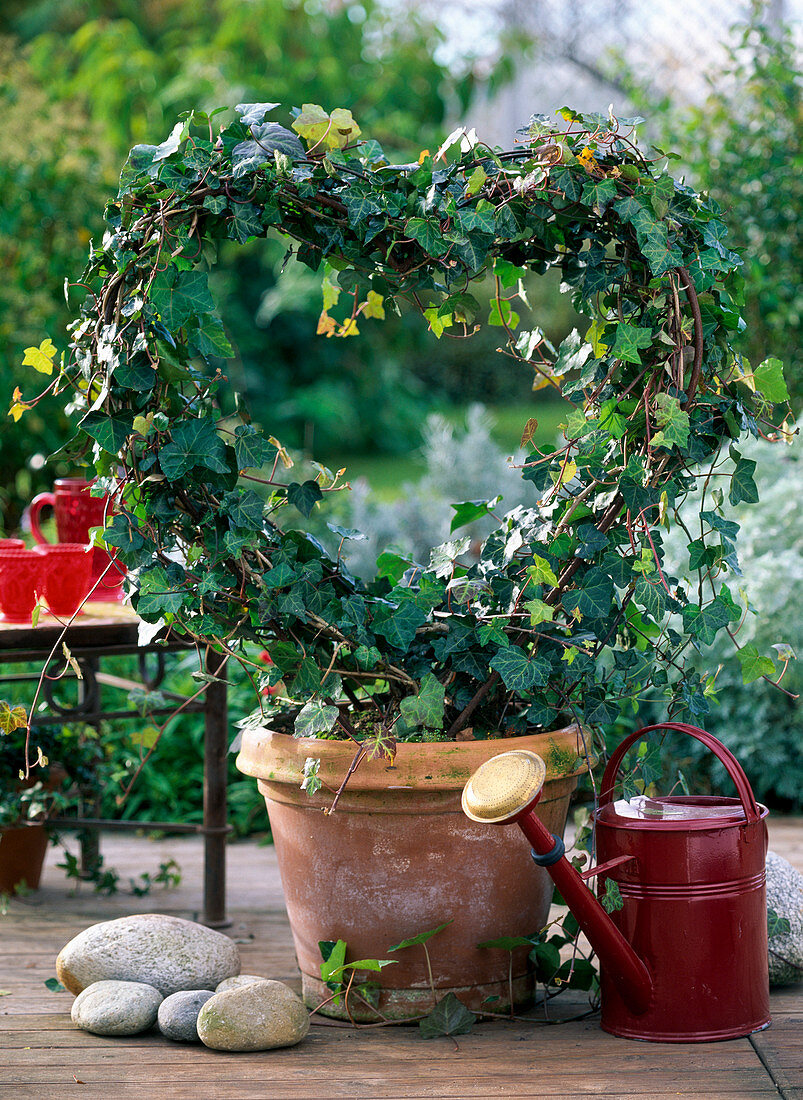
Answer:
[[237, 724, 590, 1020], [0, 823, 49, 895]]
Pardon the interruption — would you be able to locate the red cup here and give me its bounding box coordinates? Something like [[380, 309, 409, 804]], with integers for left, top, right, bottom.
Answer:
[[28, 477, 126, 601], [0, 548, 44, 623], [34, 544, 94, 618]]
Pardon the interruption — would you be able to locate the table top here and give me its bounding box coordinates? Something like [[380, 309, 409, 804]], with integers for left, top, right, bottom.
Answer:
[[0, 600, 187, 659]]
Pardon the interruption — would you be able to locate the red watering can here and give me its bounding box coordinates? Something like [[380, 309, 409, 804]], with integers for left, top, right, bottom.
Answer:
[[462, 723, 770, 1043]]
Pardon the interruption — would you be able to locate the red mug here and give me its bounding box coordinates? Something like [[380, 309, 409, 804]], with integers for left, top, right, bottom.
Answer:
[[34, 543, 94, 618], [0, 548, 44, 623], [28, 478, 125, 601]]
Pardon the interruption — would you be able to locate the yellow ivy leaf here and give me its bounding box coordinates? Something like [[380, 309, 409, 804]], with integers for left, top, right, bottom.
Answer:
[[22, 338, 57, 375], [292, 103, 331, 147], [363, 291, 385, 320], [418, 149, 430, 165], [337, 317, 360, 337], [322, 268, 341, 311], [550, 459, 578, 486], [8, 387, 32, 422], [577, 146, 600, 174], [268, 436, 294, 469], [133, 414, 153, 437], [586, 319, 610, 358], [465, 165, 487, 197], [532, 368, 561, 392], [423, 307, 452, 338], [316, 311, 337, 337], [328, 107, 361, 148]]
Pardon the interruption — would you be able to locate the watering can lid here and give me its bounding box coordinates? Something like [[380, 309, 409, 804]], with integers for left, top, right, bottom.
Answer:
[[602, 795, 747, 822]]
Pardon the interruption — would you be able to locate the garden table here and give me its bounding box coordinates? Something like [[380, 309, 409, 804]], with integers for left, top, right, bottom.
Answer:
[[0, 602, 229, 926]]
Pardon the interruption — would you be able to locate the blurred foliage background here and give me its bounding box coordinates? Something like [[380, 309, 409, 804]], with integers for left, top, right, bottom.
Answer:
[[0, 0, 799, 818]]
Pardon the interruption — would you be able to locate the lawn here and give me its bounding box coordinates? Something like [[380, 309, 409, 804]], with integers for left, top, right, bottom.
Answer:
[[328, 399, 569, 498]]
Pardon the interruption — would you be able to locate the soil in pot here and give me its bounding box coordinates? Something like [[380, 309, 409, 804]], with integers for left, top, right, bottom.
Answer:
[[237, 724, 590, 1021]]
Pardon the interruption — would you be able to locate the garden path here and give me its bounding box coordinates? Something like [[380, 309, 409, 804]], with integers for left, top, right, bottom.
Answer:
[[2, 821, 801, 1099]]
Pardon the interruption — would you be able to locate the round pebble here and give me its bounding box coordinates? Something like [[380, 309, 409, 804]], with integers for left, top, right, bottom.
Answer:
[[197, 979, 310, 1051], [215, 974, 266, 993], [57, 914, 240, 995], [71, 979, 162, 1036], [766, 850, 803, 986], [157, 989, 216, 1042]]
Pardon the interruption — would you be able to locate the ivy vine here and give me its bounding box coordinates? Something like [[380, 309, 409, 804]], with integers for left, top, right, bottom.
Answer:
[[15, 103, 792, 762]]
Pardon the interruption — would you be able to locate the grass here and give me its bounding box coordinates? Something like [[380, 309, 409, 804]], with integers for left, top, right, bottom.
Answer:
[[328, 399, 570, 499]]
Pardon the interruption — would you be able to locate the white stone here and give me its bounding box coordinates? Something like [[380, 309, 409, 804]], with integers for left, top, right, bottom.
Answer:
[[215, 974, 266, 993], [157, 989, 216, 1042], [71, 980, 162, 1036], [766, 850, 803, 986], [56, 914, 240, 996], [197, 979, 310, 1051]]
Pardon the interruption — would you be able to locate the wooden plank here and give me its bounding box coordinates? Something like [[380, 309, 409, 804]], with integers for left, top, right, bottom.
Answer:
[[751, 1021, 803, 1099]]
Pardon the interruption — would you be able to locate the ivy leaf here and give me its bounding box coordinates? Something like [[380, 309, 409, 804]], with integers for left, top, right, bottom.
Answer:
[[0, 701, 27, 735], [22, 338, 57, 375], [232, 123, 305, 176], [80, 412, 134, 455], [419, 993, 476, 1039], [634, 575, 675, 620], [189, 316, 234, 359], [286, 480, 323, 518], [43, 977, 67, 993], [150, 269, 215, 330], [639, 224, 683, 275], [236, 102, 281, 127], [292, 104, 360, 150], [372, 602, 428, 652], [524, 599, 554, 626], [488, 298, 519, 328], [736, 644, 776, 684], [681, 596, 732, 645], [295, 700, 340, 738], [388, 920, 453, 952], [450, 498, 497, 533], [612, 323, 653, 365], [456, 202, 496, 236], [398, 673, 445, 730], [528, 555, 559, 587], [233, 425, 270, 471], [159, 418, 229, 479], [552, 329, 592, 376], [651, 394, 690, 450], [465, 165, 486, 197], [406, 217, 448, 257], [490, 646, 549, 691], [477, 620, 509, 648], [224, 489, 265, 531], [728, 450, 759, 506], [229, 202, 265, 243], [561, 569, 613, 619], [601, 878, 623, 913], [752, 357, 789, 403]]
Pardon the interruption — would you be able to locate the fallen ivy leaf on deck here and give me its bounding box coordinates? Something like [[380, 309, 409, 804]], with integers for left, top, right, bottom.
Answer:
[[419, 993, 476, 1039]]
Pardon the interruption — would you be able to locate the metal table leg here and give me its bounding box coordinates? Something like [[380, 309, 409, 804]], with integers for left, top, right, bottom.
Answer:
[[202, 648, 230, 927]]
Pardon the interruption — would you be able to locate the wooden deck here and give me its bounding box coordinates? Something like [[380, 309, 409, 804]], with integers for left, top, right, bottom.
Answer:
[[2, 823, 801, 1099]]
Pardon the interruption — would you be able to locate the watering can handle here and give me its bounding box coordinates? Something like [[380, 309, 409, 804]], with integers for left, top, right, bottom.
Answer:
[[598, 722, 761, 823]]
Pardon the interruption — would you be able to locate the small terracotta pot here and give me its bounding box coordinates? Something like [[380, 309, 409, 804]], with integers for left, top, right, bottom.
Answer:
[[0, 823, 49, 894], [237, 724, 591, 1020]]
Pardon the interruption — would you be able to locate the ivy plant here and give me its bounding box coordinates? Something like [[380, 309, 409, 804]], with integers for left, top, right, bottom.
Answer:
[[13, 103, 792, 772]]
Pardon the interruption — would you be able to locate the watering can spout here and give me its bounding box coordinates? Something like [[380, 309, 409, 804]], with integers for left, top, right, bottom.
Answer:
[[462, 750, 653, 1017]]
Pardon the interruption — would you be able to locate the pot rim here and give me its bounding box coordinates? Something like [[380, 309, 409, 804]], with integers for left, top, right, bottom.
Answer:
[[236, 723, 592, 792]]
